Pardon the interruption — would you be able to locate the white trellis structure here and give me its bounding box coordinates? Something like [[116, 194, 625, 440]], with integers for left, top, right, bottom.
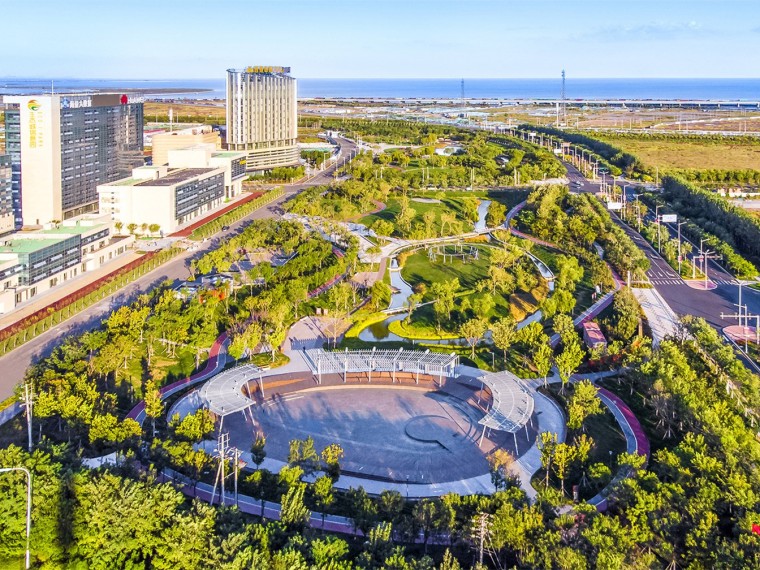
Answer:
[[476, 370, 535, 452], [198, 364, 264, 432], [303, 348, 459, 386]]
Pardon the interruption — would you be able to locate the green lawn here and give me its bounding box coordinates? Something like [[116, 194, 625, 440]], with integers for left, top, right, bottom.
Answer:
[[401, 246, 491, 294], [396, 246, 546, 337], [360, 195, 478, 236]]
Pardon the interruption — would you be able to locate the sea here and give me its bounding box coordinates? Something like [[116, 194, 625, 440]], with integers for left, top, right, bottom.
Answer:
[[0, 78, 759, 101]]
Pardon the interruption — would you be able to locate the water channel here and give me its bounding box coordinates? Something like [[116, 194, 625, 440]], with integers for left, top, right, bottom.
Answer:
[[357, 199, 546, 344]]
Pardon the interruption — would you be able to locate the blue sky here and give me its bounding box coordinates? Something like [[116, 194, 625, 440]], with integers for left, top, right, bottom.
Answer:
[[4, 0, 759, 78]]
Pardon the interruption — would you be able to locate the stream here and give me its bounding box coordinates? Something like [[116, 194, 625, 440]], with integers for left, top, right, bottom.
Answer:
[[357, 199, 543, 345]]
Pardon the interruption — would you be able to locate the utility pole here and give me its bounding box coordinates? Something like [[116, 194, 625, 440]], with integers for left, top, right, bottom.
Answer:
[[233, 447, 241, 507], [474, 512, 490, 567], [211, 432, 230, 506], [22, 383, 33, 452]]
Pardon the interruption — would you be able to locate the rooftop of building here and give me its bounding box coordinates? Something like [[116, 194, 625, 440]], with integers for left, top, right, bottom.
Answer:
[[38, 223, 108, 236], [104, 168, 220, 188], [229, 66, 291, 75], [0, 238, 68, 254], [137, 168, 218, 186], [211, 151, 245, 158]]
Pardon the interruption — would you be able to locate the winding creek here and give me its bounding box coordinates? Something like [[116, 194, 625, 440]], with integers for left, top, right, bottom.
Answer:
[[357, 199, 546, 345]]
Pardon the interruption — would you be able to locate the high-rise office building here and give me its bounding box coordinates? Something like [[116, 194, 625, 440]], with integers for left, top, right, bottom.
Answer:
[[0, 155, 14, 235], [225, 66, 298, 172], [4, 93, 144, 227]]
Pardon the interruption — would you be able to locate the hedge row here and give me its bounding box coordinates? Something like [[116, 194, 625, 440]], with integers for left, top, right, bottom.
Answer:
[[0, 248, 181, 358], [189, 188, 284, 241]]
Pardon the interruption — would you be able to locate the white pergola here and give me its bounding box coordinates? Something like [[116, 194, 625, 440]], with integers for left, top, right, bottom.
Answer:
[[476, 370, 535, 452], [198, 364, 263, 431], [303, 348, 459, 385]]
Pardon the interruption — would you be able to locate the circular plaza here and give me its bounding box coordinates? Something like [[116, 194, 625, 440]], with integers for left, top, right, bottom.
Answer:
[[190, 346, 539, 491]]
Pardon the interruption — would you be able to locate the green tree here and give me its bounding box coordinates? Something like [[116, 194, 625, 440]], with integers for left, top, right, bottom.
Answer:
[[490, 316, 517, 361], [534, 341, 554, 388], [567, 380, 604, 431], [459, 318, 487, 359], [280, 483, 310, 531], [552, 443, 577, 496], [555, 338, 584, 393], [321, 443, 344, 481], [487, 448, 514, 491], [312, 475, 335, 530], [250, 436, 266, 470]]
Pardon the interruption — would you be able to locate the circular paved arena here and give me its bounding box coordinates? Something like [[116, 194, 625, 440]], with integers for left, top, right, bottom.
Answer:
[[224, 386, 501, 484]]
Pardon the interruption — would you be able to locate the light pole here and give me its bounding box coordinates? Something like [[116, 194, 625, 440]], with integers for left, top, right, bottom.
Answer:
[[0, 467, 32, 569], [677, 221, 687, 276], [655, 205, 662, 252]]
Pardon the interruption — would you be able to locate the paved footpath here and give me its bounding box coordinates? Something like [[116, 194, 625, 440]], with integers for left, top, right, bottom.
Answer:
[[632, 287, 680, 346]]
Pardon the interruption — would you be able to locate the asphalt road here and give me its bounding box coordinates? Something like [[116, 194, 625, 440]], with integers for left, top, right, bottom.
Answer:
[[0, 137, 358, 401], [564, 160, 760, 334]]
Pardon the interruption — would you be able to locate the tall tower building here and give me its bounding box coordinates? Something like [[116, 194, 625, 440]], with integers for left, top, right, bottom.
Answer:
[[0, 155, 14, 235], [225, 66, 298, 172], [4, 93, 144, 227]]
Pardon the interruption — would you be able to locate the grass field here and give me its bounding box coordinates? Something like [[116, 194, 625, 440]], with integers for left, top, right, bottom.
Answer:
[[597, 135, 760, 170], [360, 195, 479, 236]]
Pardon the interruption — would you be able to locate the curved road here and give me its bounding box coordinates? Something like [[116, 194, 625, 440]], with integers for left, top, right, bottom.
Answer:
[[0, 137, 358, 401]]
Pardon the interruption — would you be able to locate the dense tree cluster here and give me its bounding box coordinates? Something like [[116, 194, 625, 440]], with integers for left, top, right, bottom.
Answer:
[[519, 185, 649, 284], [659, 176, 760, 272]]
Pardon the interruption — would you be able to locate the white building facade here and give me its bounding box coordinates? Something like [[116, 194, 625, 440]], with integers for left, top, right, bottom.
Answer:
[[225, 66, 298, 172]]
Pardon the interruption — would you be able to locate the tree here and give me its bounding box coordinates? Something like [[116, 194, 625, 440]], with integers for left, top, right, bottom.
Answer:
[[321, 443, 344, 481], [171, 409, 215, 443], [488, 449, 514, 491], [490, 316, 517, 361], [114, 221, 123, 234], [534, 341, 554, 388], [143, 380, 164, 438], [423, 209, 437, 238], [567, 380, 603, 431], [149, 223, 160, 236], [552, 443, 577, 496], [370, 280, 391, 311], [459, 318, 487, 359], [555, 338, 584, 393], [414, 499, 453, 553], [538, 432, 557, 488], [348, 487, 378, 535], [312, 475, 335, 530], [288, 437, 320, 476], [404, 292, 422, 324], [250, 437, 266, 470], [552, 314, 575, 344], [372, 219, 395, 239], [608, 288, 640, 341], [127, 223, 138, 235], [280, 483, 310, 531]]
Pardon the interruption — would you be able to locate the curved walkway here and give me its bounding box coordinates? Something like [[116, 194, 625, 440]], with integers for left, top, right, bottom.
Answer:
[[588, 387, 650, 511], [125, 332, 229, 424], [504, 201, 623, 347]]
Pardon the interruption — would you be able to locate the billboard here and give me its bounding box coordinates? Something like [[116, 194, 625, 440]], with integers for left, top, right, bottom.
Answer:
[[607, 201, 623, 210], [660, 214, 678, 223]]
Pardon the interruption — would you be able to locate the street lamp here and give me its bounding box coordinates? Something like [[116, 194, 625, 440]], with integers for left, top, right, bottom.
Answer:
[[677, 221, 687, 276], [0, 467, 32, 569]]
